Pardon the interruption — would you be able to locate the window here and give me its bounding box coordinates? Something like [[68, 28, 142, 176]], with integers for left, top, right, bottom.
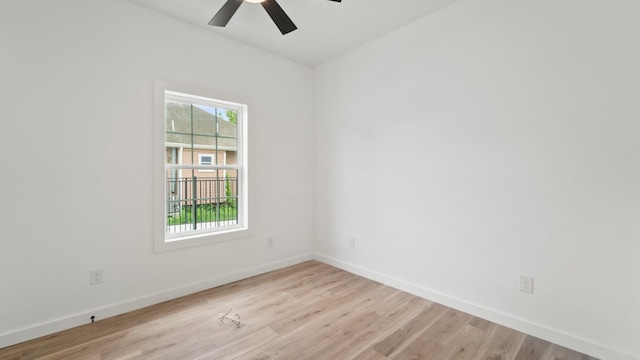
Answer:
[[199, 154, 213, 166], [198, 154, 214, 172], [154, 81, 248, 251]]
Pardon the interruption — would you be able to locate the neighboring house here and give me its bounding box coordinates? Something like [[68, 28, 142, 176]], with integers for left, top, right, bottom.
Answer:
[[164, 101, 238, 215]]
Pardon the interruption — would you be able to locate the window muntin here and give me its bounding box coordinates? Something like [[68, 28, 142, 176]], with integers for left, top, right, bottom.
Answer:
[[155, 84, 248, 251]]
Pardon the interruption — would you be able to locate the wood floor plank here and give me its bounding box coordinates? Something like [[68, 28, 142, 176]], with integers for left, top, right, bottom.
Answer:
[[424, 308, 473, 345], [472, 324, 527, 360], [514, 335, 552, 360], [0, 261, 600, 360], [267, 275, 373, 335], [352, 348, 388, 360], [468, 316, 493, 331], [392, 338, 444, 360], [440, 324, 490, 360], [373, 303, 447, 356], [389, 307, 474, 360], [542, 343, 599, 360], [304, 292, 428, 360], [194, 326, 279, 360], [236, 284, 398, 359]]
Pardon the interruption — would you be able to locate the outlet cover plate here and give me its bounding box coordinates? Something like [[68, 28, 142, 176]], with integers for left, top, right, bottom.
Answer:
[[520, 275, 533, 294], [90, 269, 103, 285]]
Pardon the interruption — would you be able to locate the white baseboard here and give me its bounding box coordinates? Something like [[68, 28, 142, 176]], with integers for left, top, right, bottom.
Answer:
[[313, 253, 638, 360], [3, 252, 636, 360], [0, 253, 314, 349]]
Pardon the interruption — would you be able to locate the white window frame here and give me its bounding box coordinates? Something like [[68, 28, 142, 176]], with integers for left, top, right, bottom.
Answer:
[[154, 80, 250, 252]]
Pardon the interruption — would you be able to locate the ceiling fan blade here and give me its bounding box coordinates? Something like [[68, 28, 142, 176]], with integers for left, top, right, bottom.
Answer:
[[327, 0, 342, 2], [209, 0, 244, 27], [261, 0, 297, 35]]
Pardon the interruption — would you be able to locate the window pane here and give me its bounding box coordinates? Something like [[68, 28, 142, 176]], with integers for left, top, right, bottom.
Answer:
[[165, 100, 192, 166], [191, 105, 216, 136], [165, 168, 239, 236], [224, 169, 239, 206], [166, 101, 193, 136], [225, 150, 238, 166], [217, 112, 237, 166], [193, 135, 217, 159]]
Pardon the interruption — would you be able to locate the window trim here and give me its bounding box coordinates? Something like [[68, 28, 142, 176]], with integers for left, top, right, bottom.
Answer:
[[154, 80, 250, 252]]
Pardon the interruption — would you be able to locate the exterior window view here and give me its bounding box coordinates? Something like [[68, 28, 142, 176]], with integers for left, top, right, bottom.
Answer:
[[164, 93, 242, 237]]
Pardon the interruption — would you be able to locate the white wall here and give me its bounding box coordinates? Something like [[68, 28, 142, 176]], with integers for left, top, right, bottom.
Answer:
[[0, 0, 315, 346], [314, 1, 640, 359]]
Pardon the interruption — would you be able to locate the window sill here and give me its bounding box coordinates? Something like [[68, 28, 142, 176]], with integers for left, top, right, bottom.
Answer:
[[154, 227, 252, 253]]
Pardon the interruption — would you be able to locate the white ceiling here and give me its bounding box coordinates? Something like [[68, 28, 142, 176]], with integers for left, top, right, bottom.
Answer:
[[124, 0, 460, 66]]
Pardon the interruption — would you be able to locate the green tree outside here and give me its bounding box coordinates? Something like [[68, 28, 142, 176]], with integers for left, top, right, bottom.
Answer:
[[226, 110, 237, 125]]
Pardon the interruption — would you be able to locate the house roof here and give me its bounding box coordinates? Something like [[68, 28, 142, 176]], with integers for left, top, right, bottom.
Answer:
[[165, 101, 237, 151]]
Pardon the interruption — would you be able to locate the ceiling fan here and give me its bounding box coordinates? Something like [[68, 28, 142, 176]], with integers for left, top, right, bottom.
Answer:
[[209, 0, 341, 35]]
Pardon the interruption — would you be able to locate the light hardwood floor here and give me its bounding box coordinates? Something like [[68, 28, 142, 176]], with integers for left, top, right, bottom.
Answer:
[[0, 261, 598, 360]]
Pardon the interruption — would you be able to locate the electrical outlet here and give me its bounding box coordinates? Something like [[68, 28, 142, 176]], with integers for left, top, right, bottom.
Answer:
[[349, 238, 356, 249], [520, 275, 533, 294], [267, 237, 274, 248], [90, 269, 103, 285]]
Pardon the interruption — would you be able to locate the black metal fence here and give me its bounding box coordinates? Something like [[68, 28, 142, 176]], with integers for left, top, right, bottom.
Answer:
[[166, 176, 238, 234]]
